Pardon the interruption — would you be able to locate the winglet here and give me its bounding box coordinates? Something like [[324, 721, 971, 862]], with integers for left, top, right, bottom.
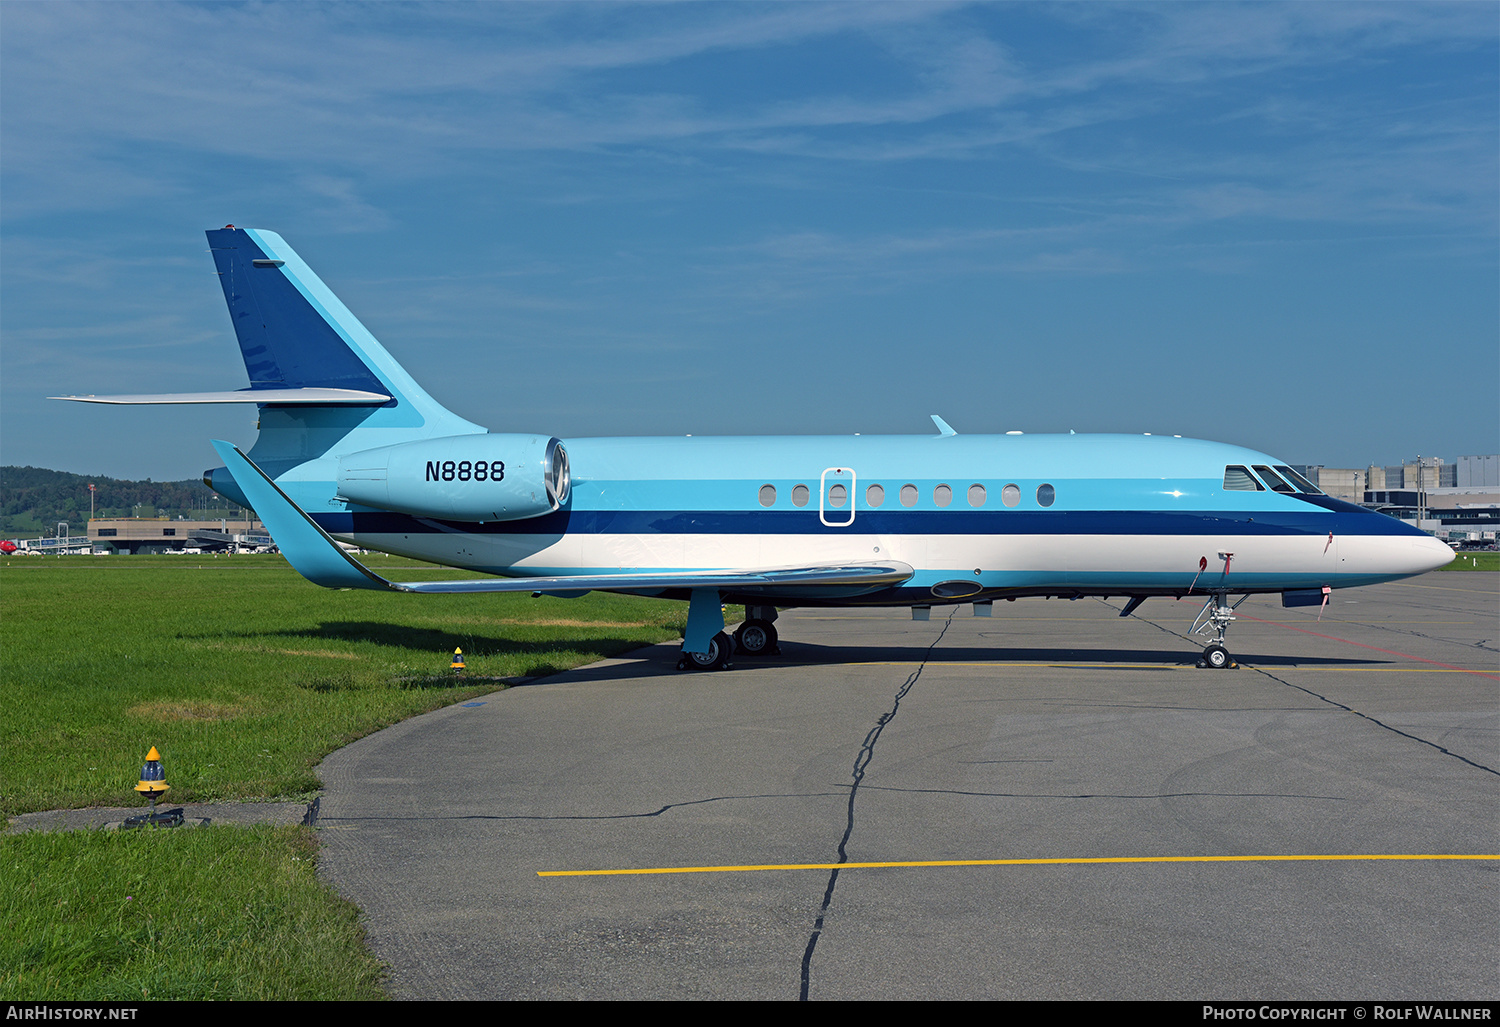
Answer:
[[209, 440, 394, 591], [930, 414, 957, 437]]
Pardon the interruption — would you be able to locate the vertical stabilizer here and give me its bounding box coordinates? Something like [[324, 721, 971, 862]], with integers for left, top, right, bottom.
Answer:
[[204, 227, 485, 485]]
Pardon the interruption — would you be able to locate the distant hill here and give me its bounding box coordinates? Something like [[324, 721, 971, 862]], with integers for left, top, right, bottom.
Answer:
[[0, 466, 248, 537]]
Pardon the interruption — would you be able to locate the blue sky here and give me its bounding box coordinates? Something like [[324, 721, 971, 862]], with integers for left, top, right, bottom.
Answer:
[[2, 1, 1495, 481]]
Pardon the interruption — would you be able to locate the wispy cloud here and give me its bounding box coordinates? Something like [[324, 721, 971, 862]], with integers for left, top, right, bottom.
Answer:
[[5, 4, 1485, 173], [2, 2, 1494, 475]]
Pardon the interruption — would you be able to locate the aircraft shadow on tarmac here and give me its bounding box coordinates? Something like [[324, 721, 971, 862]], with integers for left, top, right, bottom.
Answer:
[[191, 620, 1389, 686], [196, 620, 670, 680], [529, 641, 1386, 685]]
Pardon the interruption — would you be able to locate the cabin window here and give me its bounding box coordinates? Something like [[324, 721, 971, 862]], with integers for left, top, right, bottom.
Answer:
[[758, 484, 777, 507], [828, 483, 848, 508], [934, 484, 953, 507], [1253, 465, 1296, 494], [866, 484, 885, 507], [792, 484, 810, 507], [968, 484, 986, 507], [1275, 465, 1324, 495], [1037, 483, 1055, 507], [1002, 483, 1021, 507], [1223, 466, 1263, 491], [900, 484, 918, 507]]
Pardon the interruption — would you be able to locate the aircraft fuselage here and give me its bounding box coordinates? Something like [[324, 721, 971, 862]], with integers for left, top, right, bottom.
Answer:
[[304, 432, 1447, 606]]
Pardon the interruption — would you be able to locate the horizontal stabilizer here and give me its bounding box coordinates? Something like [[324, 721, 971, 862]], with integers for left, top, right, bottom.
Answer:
[[211, 440, 914, 595], [53, 388, 392, 406]]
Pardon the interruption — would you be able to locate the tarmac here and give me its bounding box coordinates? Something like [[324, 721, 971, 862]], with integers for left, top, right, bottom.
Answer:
[[312, 572, 1499, 1000]]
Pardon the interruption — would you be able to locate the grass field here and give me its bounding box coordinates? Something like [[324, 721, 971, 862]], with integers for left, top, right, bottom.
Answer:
[[2, 554, 686, 816], [1, 825, 385, 1000], [2, 553, 689, 999], [1440, 550, 1499, 571]]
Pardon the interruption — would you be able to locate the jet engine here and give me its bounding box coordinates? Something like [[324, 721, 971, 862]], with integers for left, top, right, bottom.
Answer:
[[336, 434, 570, 522]]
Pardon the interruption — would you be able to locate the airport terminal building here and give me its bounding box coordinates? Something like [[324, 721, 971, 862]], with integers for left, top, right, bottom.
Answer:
[[87, 518, 269, 554], [1298, 456, 1499, 543]]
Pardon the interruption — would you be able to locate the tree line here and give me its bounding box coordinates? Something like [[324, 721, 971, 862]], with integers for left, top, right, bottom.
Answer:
[[0, 466, 248, 536]]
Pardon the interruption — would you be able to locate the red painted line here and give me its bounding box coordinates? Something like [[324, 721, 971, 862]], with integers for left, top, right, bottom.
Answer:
[[1237, 615, 1500, 680]]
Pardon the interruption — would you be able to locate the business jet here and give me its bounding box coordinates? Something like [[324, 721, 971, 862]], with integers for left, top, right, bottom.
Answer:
[[55, 227, 1454, 671]]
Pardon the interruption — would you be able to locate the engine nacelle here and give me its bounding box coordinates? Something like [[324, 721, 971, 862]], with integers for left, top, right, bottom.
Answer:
[[337, 434, 570, 522]]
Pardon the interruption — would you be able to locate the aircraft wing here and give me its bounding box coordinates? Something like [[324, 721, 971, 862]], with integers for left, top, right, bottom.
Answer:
[[210, 440, 913, 596], [391, 564, 915, 595]]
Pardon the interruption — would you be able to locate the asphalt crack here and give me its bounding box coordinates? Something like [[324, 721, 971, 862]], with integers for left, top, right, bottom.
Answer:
[[1245, 665, 1499, 777], [1106, 599, 1499, 778], [315, 791, 846, 824], [798, 610, 954, 1001]]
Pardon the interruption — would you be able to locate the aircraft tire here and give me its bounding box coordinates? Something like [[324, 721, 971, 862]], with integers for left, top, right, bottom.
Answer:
[[683, 632, 734, 671], [1203, 644, 1230, 670], [734, 619, 779, 656]]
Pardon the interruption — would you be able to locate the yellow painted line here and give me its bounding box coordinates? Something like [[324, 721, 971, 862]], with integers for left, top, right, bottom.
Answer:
[[1393, 582, 1498, 595], [842, 660, 1489, 672], [1323, 667, 1498, 673], [845, 661, 1187, 669], [844, 662, 1482, 674], [540, 853, 1500, 878], [798, 616, 1093, 622]]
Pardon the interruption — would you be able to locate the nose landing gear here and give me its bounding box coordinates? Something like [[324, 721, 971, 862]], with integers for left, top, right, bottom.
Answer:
[[1192, 591, 1243, 669], [1201, 644, 1232, 669]]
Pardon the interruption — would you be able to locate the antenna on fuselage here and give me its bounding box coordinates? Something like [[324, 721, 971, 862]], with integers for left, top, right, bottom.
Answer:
[[930, 415, 958, 437]]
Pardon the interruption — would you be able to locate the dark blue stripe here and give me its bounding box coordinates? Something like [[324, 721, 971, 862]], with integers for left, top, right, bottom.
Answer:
[[315, 505, 1419, 538], [206, 228, 388, 397]]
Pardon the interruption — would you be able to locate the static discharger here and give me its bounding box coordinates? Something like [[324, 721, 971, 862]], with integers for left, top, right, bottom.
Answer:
[[451, 647, 465, 674], [125, 746, 184, 829]]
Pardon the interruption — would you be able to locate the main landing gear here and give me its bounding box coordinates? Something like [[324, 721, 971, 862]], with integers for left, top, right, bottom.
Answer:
[[678, 603, 780, 671], [677, 632, 734, 672], [1192, 590, 1244, 669], [734, 618, 780, 657], [734, 604, 780, 656]]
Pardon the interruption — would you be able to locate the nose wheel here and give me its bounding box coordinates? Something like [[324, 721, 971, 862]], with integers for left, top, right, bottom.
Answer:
[[1200, 644, 1234, 670]]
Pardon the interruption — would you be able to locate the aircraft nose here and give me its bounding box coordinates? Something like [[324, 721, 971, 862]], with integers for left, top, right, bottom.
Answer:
[[1411, 535, 1455, 574]]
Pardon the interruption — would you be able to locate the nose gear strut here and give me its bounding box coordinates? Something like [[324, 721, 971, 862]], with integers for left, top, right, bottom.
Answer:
[[1191, 590, 1246, 669]]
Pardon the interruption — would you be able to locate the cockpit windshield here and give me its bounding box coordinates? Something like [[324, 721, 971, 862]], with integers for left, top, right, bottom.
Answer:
[[1253, 465, 1296, 494], [1274, 465, 1324, 495], [1223, 465, 1263, 491], [1224, 463, 1324, 495]]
